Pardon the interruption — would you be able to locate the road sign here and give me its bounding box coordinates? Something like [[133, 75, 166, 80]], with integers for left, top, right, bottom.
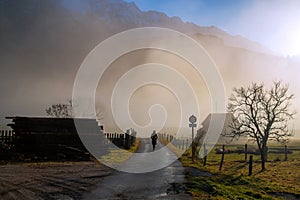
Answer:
[[189, 124, 196, 128], [189, 115, 197, 124]]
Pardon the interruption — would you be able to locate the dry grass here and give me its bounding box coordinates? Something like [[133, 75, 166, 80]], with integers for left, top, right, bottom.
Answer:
[[99, 139, 140, 166], [159, 138, 185, 157]]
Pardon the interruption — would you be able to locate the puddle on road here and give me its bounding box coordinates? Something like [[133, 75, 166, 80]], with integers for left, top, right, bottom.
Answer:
[[151, 192, 168, 198], [150, 183, 189, 199]]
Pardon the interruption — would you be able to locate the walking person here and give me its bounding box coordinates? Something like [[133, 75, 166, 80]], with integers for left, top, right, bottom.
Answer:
[[151, 130, 158, 151]]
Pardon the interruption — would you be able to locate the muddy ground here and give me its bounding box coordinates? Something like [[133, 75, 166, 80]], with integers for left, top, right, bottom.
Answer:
[[0, 162, 112, 200]]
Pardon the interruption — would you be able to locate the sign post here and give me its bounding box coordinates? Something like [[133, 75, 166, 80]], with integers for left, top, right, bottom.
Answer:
[[189, 115, 197, 162]]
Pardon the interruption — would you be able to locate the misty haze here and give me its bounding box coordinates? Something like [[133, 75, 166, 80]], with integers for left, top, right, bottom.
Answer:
[[0, 0, 299, 199]]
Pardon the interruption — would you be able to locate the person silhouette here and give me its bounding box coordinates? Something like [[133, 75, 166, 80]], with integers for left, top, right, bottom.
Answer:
[[151, 130, 158, 151]]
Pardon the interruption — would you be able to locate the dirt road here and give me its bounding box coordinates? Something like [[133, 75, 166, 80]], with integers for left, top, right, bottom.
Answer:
[[0, 162, 112, 200]]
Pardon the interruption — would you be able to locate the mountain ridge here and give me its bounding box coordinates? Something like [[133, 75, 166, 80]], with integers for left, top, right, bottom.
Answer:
[[0, 0, 299, 133], [61, 0, 273, 55]]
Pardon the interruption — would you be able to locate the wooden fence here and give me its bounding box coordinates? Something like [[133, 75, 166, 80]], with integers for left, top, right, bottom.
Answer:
[[0, 129, 15, 149], [158, 133, 192, 150], [105, 129, 137, 150], [158, 133, 297, 175], [0, 128, 137, 152]]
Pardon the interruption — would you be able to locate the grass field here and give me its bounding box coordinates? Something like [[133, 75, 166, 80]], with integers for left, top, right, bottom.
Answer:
[[180, 142, 300, 199]]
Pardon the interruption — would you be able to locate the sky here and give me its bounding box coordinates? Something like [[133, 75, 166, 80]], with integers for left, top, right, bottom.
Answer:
[[124, 0, 300, 56]]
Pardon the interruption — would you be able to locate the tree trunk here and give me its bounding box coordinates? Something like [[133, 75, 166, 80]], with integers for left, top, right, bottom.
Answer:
[[260, 145, 268, 171], [263, 146, 268, 161], [261, 155, 266, 171]]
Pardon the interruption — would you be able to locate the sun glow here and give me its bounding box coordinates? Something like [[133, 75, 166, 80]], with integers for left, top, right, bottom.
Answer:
[[288, 31, 300, 56], [279, 25, 300, 56]]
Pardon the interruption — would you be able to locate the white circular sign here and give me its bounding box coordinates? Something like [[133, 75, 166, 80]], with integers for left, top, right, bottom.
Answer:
[[189, 115, 197, 124]]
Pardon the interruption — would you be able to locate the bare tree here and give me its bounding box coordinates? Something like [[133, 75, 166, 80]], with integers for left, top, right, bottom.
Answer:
[[46, 100, 104, 120], [226, 81, 296, 171], [46, 100, 73, 118]]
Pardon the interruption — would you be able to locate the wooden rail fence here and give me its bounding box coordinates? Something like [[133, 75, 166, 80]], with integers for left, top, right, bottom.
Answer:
[[105, 129, 137, 150], [158, 133, 192, 150], [158, 133, 297, 175], [0, 129, 15, 149]]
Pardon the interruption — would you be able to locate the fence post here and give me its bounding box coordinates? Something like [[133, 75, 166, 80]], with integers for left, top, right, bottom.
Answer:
[[12, 131, 16, 149], [120, 134, 124, 147], [5, 130, 8, 143], [203, 143, 207, 166], [245, 144, 248, 161], [1, 130, 3, 141], [219, 144, 225, 171], [132, 130, 136, 146], [117, 133, 121, 147], [249, 155, 253, 176], [125, 130, 130, 149], [125, 132, 129, 149], [8, 131, 11, 147], [284, 145, 288, 161]]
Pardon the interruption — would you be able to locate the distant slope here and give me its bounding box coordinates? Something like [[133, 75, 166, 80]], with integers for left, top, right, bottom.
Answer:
[[0, 0, 299, 133]]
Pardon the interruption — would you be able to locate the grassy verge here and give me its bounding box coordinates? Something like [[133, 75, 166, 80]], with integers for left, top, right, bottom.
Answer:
[[180, 146, 300, 199], [158, 138, 185, 157], [99, 139, 140, 166]]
